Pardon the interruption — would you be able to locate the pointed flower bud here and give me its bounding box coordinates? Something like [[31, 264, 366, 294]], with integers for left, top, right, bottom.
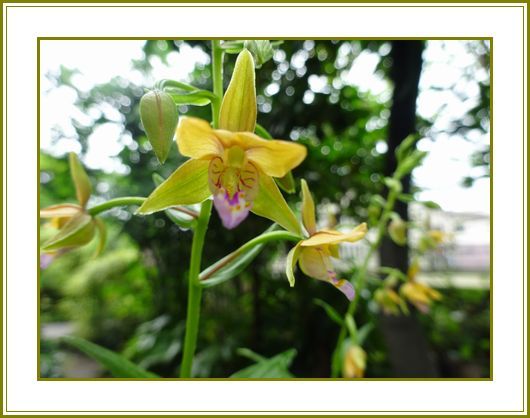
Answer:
[[69, 153, 92, 208], [140, 90, 178, 163], [219, 49, 257, 133]]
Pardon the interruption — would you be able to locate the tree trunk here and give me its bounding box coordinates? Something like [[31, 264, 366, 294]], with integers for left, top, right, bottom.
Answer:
[[378, 40, 439, 377]]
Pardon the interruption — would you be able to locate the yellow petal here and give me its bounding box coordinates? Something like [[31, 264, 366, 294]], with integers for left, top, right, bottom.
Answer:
[[40, 203, 82, 218], [219, 49, 257, 133], [214, 130, 306, 178], [301, 179, 317, 235], [298, 245, 355, 300], [176, 116, 223, 159], [298, 246, 329, 282], [300, 223, 367, 247], [137, 159, 211, 214], [285, 242, 302, 287], [251, 173, 301, 235], [244, 136, 307, 177]]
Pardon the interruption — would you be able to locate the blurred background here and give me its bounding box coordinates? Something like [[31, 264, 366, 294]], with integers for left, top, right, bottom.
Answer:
[[39, 39, 490, 378]]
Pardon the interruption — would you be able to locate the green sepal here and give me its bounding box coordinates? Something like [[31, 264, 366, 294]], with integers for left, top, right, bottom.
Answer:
[[42, 212, 95, 251], [137, 159, 211, 215], [152, 173, 197, 229], [139, 90, 178, 164], [285, 242, 301, 287], [275, 171, 296, 194], [219, 49, 257, 132], [244, 40, 274, 68], [167, 90, 212, 107], [93, 217, 107, 257], [69, 153, 92, 208], [251, 174, 302, 235], [314, 298, 344, 326]]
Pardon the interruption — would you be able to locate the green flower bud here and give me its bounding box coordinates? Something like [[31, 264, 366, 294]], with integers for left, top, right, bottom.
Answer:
[[388, 217, 407, 246], [140, 90, 178, 163]]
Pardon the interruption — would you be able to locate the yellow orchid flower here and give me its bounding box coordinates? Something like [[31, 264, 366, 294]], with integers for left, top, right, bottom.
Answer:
[[374, 287, 408, 316], [285, 179, 367, 300], [137, 50, 306, 232], [400, 260, 442, 313], [342, 345, 367, 378], [40, 153, 105, 257]]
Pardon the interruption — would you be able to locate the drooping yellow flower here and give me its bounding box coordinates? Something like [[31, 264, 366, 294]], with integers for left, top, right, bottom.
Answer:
[[40, 153, 105, 256], [285, 180, 367, 300], [374, 287, 408, 316], [342, 345, 367, 378], [137, 50, 306, 232], [400, 260, 442, 313]]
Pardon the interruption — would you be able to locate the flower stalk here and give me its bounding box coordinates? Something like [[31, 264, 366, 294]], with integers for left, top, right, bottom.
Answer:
[[331, 177, 400, 377], [179, 40, 223, 377]]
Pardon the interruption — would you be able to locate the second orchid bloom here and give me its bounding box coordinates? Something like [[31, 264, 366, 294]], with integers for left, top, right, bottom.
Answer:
[[286, 180, 367, 300]]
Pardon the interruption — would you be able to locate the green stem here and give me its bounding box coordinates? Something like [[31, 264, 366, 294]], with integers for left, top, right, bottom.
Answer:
[[331, 184, 399, 377], [180, 199, 213, 378], [211, 40, 224, 129], [179, 40, 223, 378], [199, 229, 300, 282], [87, 197, 146, 216]]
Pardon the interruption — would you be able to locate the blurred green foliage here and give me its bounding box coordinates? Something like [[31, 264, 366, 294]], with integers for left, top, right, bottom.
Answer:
[[40, 40, 490, 378]]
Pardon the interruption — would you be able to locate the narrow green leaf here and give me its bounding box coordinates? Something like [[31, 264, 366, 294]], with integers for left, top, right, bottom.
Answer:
[[395, 134, 418, 162], [167, 91, 212, 106], [395, 150, 428, 179], [314, 298, 344, 326], [421, 200, 441, 209], [62, 336, 158, 378], [42, 212, 95, 251], [236, 348, 267, 363], [199, 227, 276, 288], [230, 349, 297, 378], [69, 153, 92, 208], [356, 323, 374, 346], [254, 123, 272, 139]]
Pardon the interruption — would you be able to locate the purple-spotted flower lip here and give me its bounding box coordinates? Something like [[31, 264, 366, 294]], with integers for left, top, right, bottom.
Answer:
[[285, 179, 368, 301]]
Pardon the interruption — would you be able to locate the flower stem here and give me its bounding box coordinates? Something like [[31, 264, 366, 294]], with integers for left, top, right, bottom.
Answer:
[[179, 40, 224, 378], [180, 199, 213, 378], [87, 197, 146, 216], [211, 40, 224, 129], [199, 229, 300, 282], [331, 183, 400, 377]]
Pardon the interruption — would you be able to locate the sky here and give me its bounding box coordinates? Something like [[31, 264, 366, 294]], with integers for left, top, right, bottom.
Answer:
[[40, 40, 490, 215]]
